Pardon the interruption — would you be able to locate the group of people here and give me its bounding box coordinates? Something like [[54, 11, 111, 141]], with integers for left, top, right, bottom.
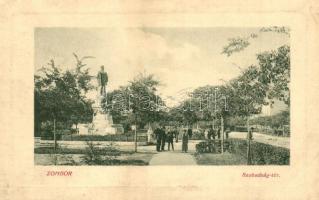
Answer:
[[154, 126, 193, 153]]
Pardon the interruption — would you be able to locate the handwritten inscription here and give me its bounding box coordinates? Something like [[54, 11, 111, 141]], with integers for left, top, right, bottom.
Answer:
[[242, 172, 280, 178]]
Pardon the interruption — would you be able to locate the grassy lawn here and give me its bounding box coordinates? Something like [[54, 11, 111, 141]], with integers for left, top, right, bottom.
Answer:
[[35, 147, 135, 155], [34, 147, 155, 165], [60, 132, 148, 142], [194, 152, 247, 165]]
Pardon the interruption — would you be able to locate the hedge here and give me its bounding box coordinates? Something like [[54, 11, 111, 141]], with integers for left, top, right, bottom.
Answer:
[[228, 138, 289, 165], [195, 138, 289, 165]]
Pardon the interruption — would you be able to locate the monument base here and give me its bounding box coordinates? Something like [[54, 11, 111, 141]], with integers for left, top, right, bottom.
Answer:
[[91, 112, 124, 135]]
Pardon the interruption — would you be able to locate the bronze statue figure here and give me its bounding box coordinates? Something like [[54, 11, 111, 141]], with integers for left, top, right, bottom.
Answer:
[[97, 65, 108, 96]]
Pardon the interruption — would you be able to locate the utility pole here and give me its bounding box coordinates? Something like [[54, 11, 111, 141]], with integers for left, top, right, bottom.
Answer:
[[221, 116, 224, 154], [246, 117, 252, 165]]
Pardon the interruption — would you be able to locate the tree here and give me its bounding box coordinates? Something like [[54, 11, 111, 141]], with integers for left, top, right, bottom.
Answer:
[[227, 65, 267, 117], [35, 55, 94, 137], [106, 73, 166, 128], [257, 45, 290, 105], [221, 27, 290, 111], [168, 85, 230, 128], [222, 26, 290, 57]]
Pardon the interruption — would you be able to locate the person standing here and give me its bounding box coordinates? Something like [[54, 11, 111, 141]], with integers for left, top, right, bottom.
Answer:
[[161, 125, 167, 151], [210, 127, 216, 140], [225, 127, 231, 139], [174, 127, 179, 143], [167, 129, 174, 151], [187, 127, 193, 139], [147, 126, 153, 144], [204, 128, 209, 139], [217, 127, 221, 139], [154, 126, 162, 152], [207, 126, 212, 140], [182, 130, 189, 153], [247, 127, 254, 140]]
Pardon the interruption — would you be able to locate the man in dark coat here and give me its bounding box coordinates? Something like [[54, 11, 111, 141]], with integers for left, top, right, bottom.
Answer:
[[167, 129, 174, 151], [217, 128, 221, 139], [247, 127, 254, 140], [154, 126, 162, 152], [161, 126, 167, 151], [187, 128, 193, 139], [182, 130, 189, 153]]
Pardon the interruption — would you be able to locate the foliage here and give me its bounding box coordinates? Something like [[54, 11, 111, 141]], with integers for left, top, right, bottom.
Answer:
[[226, 116, 247, 128], [34, 55, 94, 134], [196, 141, 208, 153], [222, 26, 290, 56], [194, 152, 247, 165], [81, 140, 121, 165], [227, 65, 267, 117], [257, 45, 290, 105], [169, 65, 268, 124], [250, 110, 290, 128], [81, 140, 103, 165], [107, 73, 167, 128], [222, 37, 251, 56], [169, 43, 290, 133], [168, 102, 200, 126], [167, 85, 226, 125], [35, 147, 151, 165], [191, 131, 205, 140], [195, 140, 230, 154], [228, 138, 290, 165], [40, 121, 63, 140]]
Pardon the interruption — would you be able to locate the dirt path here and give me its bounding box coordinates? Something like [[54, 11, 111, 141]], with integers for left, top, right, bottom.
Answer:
[[149, 151, 197, 165]]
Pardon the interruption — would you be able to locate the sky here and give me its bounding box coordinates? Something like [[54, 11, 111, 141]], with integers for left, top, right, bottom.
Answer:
[[34, 27, 289, 107]]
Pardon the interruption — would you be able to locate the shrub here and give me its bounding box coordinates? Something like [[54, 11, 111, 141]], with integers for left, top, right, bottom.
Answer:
[[195, 140, 229, 154], [40, 121, 63, 140], [81, 140, 122, 165], [192, 131, 205, 140], [195, 142, 207, 153], [81, 140, 103, 165]]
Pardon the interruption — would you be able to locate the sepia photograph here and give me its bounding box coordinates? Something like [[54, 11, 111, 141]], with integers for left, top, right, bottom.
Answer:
[[34, 27, 290, 166]]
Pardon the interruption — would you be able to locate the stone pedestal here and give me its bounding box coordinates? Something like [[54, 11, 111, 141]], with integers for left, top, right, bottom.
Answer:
[[78, 124, 90, 135], [90, 92, 124, 135], [76, 74, 124, 135], [92, 111, 117, 135]]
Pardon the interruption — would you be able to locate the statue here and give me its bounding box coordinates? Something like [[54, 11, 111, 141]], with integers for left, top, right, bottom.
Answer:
[[97, 65, 108, 96], [81, 66, 124, 135]]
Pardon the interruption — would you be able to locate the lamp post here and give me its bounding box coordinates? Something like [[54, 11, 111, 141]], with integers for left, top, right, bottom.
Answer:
[[134, 115, 137, 153]]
